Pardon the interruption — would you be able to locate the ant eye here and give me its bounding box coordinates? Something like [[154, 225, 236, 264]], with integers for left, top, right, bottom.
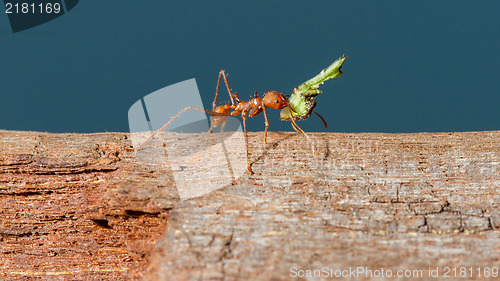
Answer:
[[275, 99, 279, 103]]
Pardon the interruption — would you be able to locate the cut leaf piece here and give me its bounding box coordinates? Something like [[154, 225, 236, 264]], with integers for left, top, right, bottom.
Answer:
[[280, 56, 347, 121]]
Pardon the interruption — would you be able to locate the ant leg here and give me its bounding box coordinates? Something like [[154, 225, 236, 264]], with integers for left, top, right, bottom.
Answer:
[[214, 70, 236, 110], [136, 106, 231, 150], [242, 115, 253, 174], [208, 118, 228, 136], [213, 71, 222, 110], [290, 117, 316, 157], [210, 70, 237, 133], [262, 106, 269, 144], [220, 70, 237, 106]]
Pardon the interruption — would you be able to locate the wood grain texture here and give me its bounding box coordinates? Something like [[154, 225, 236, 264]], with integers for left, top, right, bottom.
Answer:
[[0, 130, 499, 280]]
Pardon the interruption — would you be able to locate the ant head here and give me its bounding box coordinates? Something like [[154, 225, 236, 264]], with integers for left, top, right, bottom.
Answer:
[[263, 91, 288, 110]]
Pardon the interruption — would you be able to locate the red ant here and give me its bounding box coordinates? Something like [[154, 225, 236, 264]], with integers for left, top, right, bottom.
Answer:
[[135, 70, 324, 174]]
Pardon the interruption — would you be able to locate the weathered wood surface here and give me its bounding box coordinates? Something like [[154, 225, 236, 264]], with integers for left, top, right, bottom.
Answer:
[[1, 130, 499, 280], [0, 130, 176, 280]]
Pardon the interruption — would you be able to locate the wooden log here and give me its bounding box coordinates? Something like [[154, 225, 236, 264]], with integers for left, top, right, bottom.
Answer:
[[0, 130, 499, 280], [0, 130, 177, 280]]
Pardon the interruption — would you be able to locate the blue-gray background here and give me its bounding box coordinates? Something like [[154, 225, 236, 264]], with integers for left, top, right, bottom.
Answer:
[[1, 1, 499, 133]]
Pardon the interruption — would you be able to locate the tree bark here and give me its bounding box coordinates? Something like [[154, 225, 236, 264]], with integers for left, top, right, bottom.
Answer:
[[1, 130, 499, 280]]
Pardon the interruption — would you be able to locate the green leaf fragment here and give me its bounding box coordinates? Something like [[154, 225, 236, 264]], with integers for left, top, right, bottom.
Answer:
[[280, 56, 347, 121]]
